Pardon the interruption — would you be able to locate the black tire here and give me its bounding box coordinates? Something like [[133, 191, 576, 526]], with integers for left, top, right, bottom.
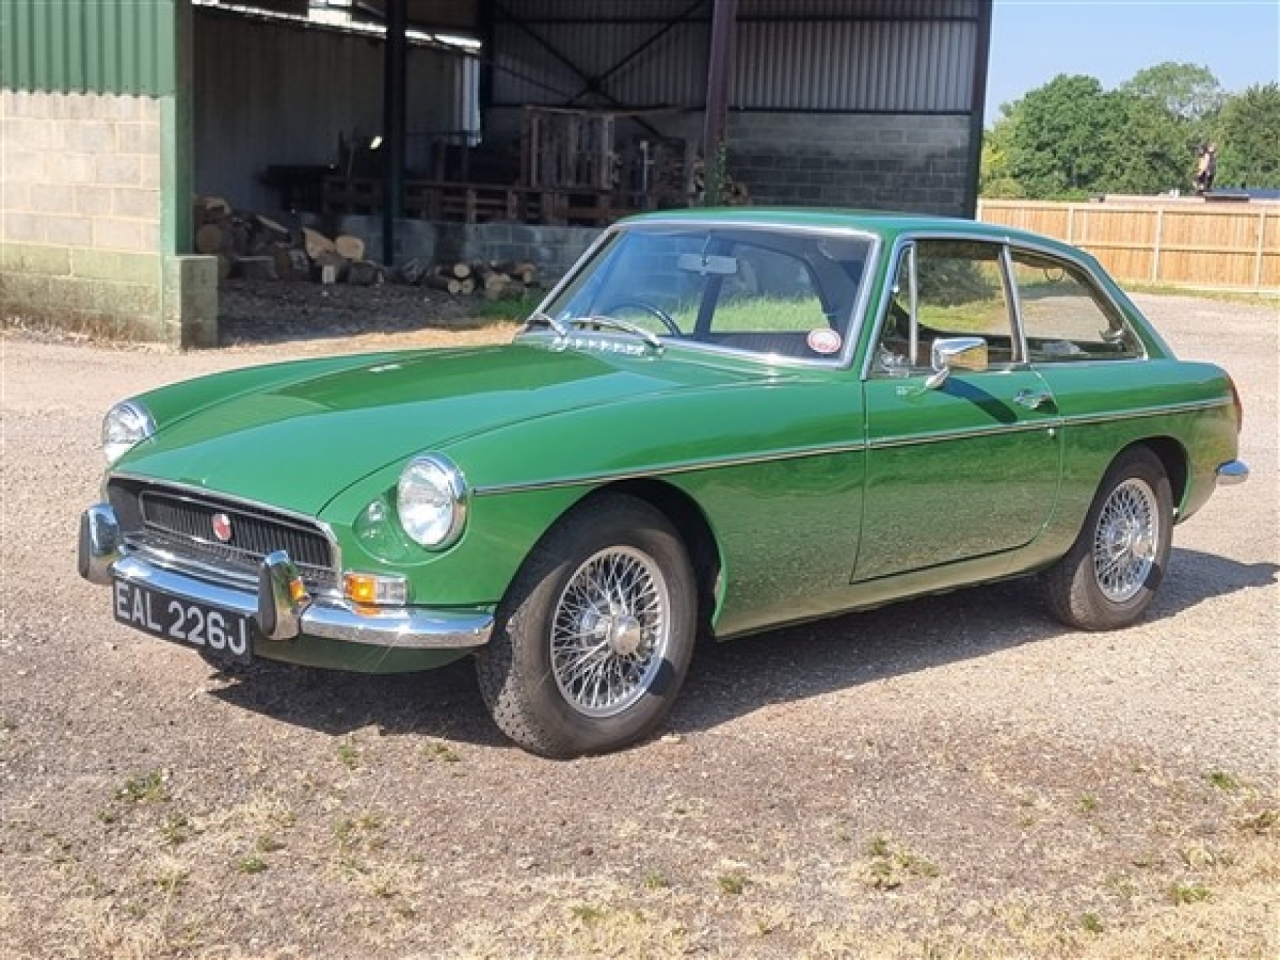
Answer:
[[1043, 446, 1173, 630], [475, 494, 697, 758]]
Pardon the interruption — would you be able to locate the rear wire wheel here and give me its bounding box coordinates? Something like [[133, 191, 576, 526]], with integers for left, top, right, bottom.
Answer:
[[476, 494, 696, 758], [1043, 446, 1173, 630]]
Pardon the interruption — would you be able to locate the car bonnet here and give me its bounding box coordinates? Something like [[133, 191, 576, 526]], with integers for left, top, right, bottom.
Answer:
[[111, 342, 761, 515]]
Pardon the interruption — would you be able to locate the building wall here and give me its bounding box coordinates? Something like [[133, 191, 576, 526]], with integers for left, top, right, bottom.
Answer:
[[486, 0, 989, 217], [0, 88, 214, 342], [194, 10, 477, 214], [728, 113, 971, 214], [0, 0, 215, 346]]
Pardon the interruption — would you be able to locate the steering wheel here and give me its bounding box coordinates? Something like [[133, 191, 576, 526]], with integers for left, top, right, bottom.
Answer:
[[604, 300, 681, 337]]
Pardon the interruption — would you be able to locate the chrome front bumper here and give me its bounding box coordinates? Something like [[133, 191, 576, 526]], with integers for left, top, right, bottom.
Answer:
[[78, 503, 492, 650], [1216, 460, 1249, 485]]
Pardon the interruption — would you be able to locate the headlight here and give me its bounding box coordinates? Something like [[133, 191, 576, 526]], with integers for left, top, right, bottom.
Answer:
[[396, 455, 468, 549], [102, 400, 155, 464]]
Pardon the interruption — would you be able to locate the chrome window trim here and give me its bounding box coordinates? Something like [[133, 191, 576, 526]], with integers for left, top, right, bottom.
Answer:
[[1002, 239, 1151, 362], [999, 243, 1030, 363], [860, 231, 1154, 382]]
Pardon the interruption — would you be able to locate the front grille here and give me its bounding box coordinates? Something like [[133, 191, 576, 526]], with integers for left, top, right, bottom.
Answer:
[[108, 481, 337, 591]]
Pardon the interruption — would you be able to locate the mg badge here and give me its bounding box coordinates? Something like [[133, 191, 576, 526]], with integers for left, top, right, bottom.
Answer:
[[211, 512, 233, 543]]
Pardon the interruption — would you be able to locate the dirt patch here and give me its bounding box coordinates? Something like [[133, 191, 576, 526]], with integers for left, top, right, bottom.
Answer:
[[0, 292, 1276, 959], [216, 278, 530, 347]]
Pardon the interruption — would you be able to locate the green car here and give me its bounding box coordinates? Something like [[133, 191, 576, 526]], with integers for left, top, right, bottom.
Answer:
[[79, 209, 1248, 758]]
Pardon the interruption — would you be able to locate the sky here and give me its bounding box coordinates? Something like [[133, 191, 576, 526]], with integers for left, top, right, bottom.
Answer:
[[985, 0, 1280, 122]]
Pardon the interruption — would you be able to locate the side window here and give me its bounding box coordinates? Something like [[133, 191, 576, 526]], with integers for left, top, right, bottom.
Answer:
[[874, 240, 1014, 376], [1011, 250, 1143, 361]]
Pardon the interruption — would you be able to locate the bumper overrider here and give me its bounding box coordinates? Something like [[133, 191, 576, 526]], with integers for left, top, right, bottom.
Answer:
[[1216, 460, 1249, 485], [78, 503, 493, 651]]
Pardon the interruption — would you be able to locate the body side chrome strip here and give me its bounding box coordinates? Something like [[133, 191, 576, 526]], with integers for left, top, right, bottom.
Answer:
[[473, 440, 871, 496], [1058, 397, 1232, 427], [474, 396, 1229, 497]]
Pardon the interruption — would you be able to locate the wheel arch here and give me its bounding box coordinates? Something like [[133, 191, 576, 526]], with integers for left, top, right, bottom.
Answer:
[[580, 478, 724, 639], [1129, 436, 1188, 515]]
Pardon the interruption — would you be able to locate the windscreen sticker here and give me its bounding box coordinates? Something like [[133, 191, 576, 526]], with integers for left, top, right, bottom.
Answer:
[[807, 328, 843, 355]]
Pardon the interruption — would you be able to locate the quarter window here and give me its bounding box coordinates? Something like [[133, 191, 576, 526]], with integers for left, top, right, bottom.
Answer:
[[1010, 250, 1142, 361]]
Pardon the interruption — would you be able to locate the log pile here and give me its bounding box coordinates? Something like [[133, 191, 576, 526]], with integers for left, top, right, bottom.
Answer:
[[193, 196, 541, 298]]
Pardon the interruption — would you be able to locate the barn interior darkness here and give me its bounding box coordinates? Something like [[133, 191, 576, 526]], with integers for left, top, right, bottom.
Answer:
[[193, 0, 992, 257]]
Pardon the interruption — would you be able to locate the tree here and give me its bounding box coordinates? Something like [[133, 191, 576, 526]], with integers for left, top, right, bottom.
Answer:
[[979, 106, 1024, 198], [1103, 93, 1190, 195], [1119, 62, 1225, 123], [1006, 75, 1125, 198], [1214, 83, 1280, 188]]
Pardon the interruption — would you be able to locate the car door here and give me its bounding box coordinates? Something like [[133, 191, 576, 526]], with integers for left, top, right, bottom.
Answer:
[[854, 238, 1063, 582]]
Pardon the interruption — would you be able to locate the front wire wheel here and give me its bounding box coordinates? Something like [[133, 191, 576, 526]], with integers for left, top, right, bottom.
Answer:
[[551, 547, 671, 718], [476, 494, 696, 758], [1044, 447, 1173, 630]]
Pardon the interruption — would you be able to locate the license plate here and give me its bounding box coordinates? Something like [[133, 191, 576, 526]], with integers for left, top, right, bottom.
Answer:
[[112, 579, 254, 664]]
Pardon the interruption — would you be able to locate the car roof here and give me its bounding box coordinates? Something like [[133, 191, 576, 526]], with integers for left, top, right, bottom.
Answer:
[[621, 207, 1075, 255]]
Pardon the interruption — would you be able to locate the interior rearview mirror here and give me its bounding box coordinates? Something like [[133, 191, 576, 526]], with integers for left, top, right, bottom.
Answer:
[[677, 253, 738, 276]]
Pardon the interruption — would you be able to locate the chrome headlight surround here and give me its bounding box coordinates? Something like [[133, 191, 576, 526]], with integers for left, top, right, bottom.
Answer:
[[396, 454, 468, 550], [102, 400, 156, 465]]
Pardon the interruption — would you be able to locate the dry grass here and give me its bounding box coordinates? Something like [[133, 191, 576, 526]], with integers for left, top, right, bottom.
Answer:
[[1, 736, 1275, 960]]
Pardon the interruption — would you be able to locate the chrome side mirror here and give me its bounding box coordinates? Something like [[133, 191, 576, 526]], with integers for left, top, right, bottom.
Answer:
[[925, 337, 988, 390]]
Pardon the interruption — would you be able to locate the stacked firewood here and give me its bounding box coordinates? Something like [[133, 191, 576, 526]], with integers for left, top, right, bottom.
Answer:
[[193, 196, 385, 285], [193, 196, 539, 297], [400, 258, 538, 300]]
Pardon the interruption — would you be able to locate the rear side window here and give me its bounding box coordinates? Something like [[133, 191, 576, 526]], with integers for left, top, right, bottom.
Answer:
[[1011, 250, 1143, 362]]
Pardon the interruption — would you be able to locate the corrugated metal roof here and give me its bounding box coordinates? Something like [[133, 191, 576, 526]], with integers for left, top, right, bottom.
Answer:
[[1, 0, 178, 96], [492, 0, 985, 112], [498, 0, 981, 22], [737, 19, 977, 111]]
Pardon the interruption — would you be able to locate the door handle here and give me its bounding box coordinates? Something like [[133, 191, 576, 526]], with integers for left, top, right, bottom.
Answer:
[[1014, 389, 1054, 410]]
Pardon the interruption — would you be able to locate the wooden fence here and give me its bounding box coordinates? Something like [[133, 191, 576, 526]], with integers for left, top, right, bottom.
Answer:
[[977, 198, 1280, 293]]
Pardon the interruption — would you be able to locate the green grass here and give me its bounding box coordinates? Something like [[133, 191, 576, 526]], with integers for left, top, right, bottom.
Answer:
[[116, 771, 169, 804], [1170, 882, 1213, 904], [1206, 770, 1241, 792], [464, 297, 537, 324], [1121, 282, 1279, 306], [336, 740, 358, 768], [642, 870, 671, 890], [421, 741, 461, 763], [717, 872, 748, 895]]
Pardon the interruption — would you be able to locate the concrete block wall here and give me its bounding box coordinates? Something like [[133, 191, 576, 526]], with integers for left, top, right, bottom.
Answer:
[[727, 113, 974, 216], [0, 89, 191, 342]]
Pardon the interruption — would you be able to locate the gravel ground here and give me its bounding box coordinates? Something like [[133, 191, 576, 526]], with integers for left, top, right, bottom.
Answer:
[[0, 291, 1276, 959]]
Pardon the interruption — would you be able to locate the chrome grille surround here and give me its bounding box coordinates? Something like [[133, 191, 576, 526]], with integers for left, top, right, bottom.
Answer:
[[107, 479, 339, 594]]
